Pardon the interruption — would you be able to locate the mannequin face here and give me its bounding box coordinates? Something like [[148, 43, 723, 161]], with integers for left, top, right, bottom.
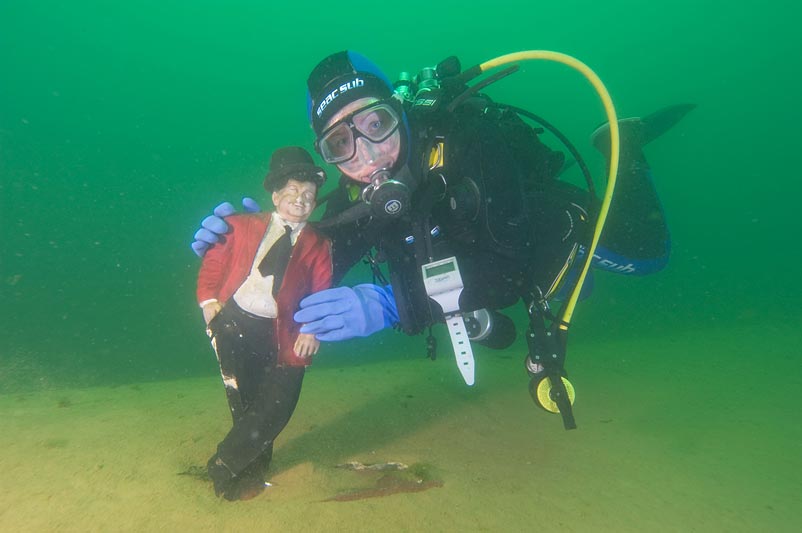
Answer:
[[272, 179, 317, 222]]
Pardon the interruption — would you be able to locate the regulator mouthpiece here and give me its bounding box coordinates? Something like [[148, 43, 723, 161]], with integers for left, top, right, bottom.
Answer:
[[362, 168, 410, 218]]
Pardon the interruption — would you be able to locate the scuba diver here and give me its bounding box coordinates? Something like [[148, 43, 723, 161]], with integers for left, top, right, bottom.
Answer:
[[192, 50, 694, 429]]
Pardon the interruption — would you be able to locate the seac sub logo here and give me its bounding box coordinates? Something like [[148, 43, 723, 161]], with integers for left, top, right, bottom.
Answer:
[[317, 77, 364, 117]]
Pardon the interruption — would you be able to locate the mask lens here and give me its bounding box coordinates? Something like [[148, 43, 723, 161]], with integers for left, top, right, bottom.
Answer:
[[353, 104, 399, 142], [318, 101, 401, 164], [319, 122, 355, 164]]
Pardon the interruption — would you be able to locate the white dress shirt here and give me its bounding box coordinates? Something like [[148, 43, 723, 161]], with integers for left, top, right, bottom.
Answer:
[[232, 214, 305, 318]]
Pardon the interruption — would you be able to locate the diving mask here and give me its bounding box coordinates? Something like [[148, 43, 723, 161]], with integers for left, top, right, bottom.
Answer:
[[317, 100, 401, 164]]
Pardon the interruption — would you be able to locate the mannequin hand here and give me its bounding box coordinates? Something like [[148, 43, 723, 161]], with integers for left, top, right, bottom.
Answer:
[[294, 333, 320, 358], [202, 301, 223, 325]]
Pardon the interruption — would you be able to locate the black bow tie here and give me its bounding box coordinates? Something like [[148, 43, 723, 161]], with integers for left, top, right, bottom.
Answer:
[[258, 225, 292, 297]]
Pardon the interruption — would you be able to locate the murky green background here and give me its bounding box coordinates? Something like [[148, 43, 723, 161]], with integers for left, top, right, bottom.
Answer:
[[2, 0, 800, 392]]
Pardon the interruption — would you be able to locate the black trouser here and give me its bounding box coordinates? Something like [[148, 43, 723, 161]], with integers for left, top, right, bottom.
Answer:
[[208, 302, 305, 477]]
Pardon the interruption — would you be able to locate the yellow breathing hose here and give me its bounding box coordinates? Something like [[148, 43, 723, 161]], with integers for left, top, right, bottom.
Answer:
[[478, 51, 620, 327]]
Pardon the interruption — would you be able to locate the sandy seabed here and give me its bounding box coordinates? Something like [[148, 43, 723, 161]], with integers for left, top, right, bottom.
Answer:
[[1, 322, 800, 532]]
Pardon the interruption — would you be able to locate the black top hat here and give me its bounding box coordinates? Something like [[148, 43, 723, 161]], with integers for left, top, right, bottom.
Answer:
[[263, 146, 327, 192]]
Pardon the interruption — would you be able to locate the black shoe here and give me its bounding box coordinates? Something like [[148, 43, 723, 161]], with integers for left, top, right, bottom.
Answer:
[[223, 477, 268, 501], [209, 451, 273, 501], [207, 455, 236, 498], [221, 457, 270, 501]]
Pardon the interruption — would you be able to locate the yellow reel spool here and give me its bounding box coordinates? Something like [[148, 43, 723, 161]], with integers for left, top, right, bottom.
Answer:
[[530, 376, 576, 414]]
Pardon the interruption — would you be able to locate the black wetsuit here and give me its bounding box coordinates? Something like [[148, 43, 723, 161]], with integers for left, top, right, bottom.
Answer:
[[319, 95, 670, 335]]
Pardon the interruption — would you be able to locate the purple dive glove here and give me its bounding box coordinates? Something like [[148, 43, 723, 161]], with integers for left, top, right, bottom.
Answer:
[[294, 284, 399, 342], [191, 197, 261, 257]]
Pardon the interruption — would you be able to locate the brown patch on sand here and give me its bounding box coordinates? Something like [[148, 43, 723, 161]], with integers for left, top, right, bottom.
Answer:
[[324, 463, 443, 502]]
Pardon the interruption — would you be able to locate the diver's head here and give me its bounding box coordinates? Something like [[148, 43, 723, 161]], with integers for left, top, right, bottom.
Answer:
[[307, 51, 409, 184], [320, 97, 403, 184]]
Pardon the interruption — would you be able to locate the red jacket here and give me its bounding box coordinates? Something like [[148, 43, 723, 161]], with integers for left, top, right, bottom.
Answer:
[[197, 213, 333, 367]]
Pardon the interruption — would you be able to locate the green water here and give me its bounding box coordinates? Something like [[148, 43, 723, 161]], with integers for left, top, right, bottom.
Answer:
[[2, 3, 800, 395], [2, 2, 802, 530]]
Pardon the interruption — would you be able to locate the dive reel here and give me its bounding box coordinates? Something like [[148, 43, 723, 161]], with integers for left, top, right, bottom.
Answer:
[[524, 296, 577, 429]]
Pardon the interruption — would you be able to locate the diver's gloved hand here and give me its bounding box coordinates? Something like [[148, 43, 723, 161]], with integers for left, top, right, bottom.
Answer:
[[294, 284, 399, 342], [191, 198, 261, 257]]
